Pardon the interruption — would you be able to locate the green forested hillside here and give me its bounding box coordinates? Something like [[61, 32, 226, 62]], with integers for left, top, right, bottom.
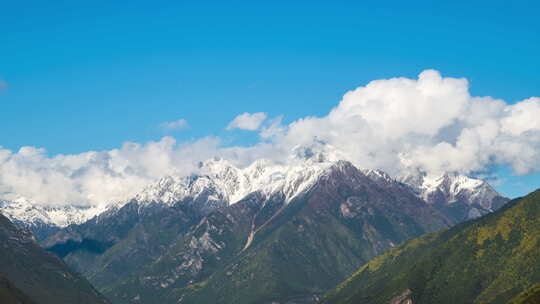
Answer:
[[508, 282, 540, 304], [324, 190, 540, 304]]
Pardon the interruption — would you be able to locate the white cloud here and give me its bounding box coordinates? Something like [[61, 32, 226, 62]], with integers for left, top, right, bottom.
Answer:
[[264, 70, 540, 177], [160, 119, 189, 131], [0, 137, 222, 206], [259, 116, 285, 139], [1, 70, 539, 206], [226, 112, 267, 131]]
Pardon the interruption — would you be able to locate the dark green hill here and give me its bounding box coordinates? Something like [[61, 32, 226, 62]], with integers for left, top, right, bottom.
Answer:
[[0, 213, 109, 304], [0, 273, 36, 304], [324, 189, 540, 304]]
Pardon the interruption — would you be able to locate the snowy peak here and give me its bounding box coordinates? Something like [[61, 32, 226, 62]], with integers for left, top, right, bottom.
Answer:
[[0, 197, 104, 229], [423, 172, 499, 209], [1, 139, 348, 229], [398, 171, 508, 219], [362, 169, 395, 184], [133, 153, 345, 212], [290, 138, 344, 164]]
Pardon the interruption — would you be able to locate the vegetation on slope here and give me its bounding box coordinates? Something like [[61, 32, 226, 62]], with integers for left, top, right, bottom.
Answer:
[[324, 189, 540, 304], [508, 282, 540, 304]]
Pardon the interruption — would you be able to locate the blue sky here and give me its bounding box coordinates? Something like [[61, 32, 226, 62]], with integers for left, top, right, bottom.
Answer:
[[1, 1, 539, 199]]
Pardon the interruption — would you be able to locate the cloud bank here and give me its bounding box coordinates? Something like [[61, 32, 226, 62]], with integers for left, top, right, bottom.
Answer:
[[1, 70, 539, 206], [0, 137, 222, 206]]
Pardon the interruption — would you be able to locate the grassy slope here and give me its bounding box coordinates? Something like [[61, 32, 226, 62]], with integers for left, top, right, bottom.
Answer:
[[324, 190, 540, 304]]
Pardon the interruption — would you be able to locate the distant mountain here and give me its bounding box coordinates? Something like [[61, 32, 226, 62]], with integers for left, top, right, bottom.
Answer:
[[0, 212, 110, 304], [2, 140, 507, 241], [323, 189, 540, 304], [44, 149, 454, 304], [0, 198, 103, 240], [398, 171, 509, 223]]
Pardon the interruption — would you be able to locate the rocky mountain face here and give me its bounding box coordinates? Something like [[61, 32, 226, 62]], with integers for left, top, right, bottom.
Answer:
[[398, 171, 509, 223], [43, 152, 456, 304], [323, 189, 540, 304], [165, 161, 451, 304], [0, 212, 110, 304]]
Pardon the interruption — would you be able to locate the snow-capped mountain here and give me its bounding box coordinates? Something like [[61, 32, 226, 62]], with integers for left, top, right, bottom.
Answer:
[[2, 142, 344, 239], [0, 197, 104, 240], [2, 141, 508, 240], [131, 143, 343, 212], [362, 169, 396, 185], [0, 197, 104, 228], [44, 150, 453, 304], [398, 171, 508, 220], [361, 168, 508, 221], [35, 141, 510, 304]]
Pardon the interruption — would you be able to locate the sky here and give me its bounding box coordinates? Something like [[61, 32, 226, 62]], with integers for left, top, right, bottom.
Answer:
[[0, 1, 539, 204]]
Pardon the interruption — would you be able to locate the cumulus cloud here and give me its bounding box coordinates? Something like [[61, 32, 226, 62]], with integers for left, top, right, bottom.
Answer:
[[265, 70, 540, 177], [0, 137, 222, 206], [226, 112, 267, 131], [1, 69, 539, 206], [160, 119, 189, 131]]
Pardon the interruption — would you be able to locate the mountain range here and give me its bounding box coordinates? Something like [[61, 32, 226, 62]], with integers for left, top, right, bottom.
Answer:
[[0, 142, 520, 304], [0, 198, 104, 241], [0, 146, 497, 304], [1, 145, 507, 241]]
